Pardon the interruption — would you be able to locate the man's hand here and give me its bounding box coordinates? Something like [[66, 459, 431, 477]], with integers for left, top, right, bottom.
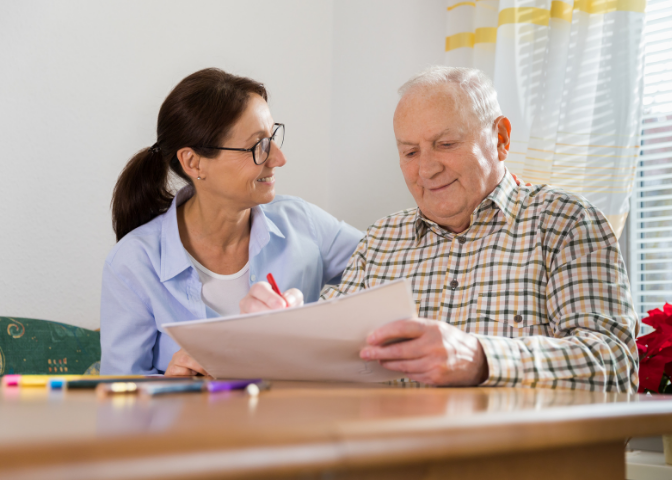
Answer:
[[359, 318, 489, 386], [239, 282, 304, 314], [165, 348, 208, 376]]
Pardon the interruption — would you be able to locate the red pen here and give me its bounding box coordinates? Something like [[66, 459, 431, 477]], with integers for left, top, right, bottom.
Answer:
[[266, 273, 289, 307]]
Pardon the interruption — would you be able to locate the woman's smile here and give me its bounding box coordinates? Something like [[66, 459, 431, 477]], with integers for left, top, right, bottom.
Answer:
[[256, 175, 275, 184]]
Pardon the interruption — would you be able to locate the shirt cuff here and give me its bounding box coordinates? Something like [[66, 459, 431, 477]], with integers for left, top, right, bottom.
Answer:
[[473, 334, 524, 387]]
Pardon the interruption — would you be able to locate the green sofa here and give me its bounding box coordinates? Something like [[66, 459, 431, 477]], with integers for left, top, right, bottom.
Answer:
[[0, 316, 101, 376]]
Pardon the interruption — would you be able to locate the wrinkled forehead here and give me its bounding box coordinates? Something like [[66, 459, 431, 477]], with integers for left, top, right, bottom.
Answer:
[[393, 83, 479, 133]]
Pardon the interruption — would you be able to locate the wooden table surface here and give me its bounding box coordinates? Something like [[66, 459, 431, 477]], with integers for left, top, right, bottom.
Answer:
[[2, 382, 672, 480]]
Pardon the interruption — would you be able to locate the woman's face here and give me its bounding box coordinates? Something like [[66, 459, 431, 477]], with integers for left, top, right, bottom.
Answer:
[[197, 93, 286, 210]]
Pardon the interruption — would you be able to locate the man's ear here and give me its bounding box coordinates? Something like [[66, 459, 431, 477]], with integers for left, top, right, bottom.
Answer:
[[176, 147, 202, 181], [494, 116, 512, 161]]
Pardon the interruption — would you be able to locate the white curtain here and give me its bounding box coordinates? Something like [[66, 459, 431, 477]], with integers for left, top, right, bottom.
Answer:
[[445, 0, 647, 238]]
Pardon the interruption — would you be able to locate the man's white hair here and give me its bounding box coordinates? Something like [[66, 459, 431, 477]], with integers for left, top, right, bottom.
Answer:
[[398, 66, 502, 128]]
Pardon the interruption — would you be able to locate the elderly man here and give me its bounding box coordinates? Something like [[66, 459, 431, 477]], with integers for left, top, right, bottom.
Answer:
[[319, 66, 638, 392], [243, 66, 639, 392]]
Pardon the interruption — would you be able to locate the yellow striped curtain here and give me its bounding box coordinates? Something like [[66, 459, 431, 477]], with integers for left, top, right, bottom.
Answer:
[[445, 0, 647, 238]]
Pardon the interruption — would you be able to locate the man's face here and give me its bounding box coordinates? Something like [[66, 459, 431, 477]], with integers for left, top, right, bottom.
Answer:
[[393, 84, 506, 233]]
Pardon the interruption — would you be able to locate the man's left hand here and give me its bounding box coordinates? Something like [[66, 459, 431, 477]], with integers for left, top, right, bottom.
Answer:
[[360, 318, 489, 386]]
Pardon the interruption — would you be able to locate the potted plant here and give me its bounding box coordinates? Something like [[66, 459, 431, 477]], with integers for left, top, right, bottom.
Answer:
[[636, 303, 672, 464]]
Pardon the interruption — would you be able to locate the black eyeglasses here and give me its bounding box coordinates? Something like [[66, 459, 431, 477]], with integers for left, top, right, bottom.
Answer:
[[200, 123, 285, 165]]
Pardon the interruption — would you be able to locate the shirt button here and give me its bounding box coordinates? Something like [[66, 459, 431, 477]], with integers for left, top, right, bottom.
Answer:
[[514, 314, 523, 323], [450, 280, 459, 290], [251, 274, 256, 282], [457, 236, 466, 245]]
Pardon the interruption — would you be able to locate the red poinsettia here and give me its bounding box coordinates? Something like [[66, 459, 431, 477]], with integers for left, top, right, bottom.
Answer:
[[637, 303, 672, 393]]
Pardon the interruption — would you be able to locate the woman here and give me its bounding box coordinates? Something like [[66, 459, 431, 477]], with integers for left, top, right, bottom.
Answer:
[[101, 68, 362, 375]]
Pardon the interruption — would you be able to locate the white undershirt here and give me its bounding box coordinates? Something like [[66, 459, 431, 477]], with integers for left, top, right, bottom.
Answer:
[[186, 252, 250, 318]]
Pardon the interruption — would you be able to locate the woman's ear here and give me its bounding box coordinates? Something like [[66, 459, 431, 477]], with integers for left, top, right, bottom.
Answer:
[[494, 116, 512, 161], [176, 148, 203, 181]]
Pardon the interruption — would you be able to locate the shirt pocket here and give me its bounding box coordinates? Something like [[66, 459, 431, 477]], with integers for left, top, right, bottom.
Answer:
[[475, 287, 549, 336]]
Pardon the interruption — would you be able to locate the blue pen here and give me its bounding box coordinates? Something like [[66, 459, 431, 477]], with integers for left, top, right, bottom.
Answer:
[[138, 381, 205, 396]]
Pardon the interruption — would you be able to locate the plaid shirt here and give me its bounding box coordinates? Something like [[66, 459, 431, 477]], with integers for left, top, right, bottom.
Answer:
[[322, 172, 639, 392]]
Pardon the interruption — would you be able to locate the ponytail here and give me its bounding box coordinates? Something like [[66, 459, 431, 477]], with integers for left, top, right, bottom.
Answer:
[[110, 68, 268, 242], [111, 146, 176, 242]]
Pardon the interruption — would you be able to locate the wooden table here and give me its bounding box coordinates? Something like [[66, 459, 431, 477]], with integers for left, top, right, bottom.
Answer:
[[1, 382, 672, 480]]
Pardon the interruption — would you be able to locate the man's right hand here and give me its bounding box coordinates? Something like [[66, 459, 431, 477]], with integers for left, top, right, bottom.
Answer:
[[239, 282, 304, 314], [359, 318, 489, 386]]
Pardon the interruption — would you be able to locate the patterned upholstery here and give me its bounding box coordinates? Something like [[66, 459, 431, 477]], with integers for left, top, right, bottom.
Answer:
[[0, 317, 100, 375]]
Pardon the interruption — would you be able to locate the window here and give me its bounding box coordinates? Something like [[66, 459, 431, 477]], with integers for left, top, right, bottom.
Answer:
[[629, 0, 672, 318]]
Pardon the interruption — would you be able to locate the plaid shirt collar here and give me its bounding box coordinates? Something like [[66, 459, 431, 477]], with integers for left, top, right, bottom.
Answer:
[[413, 170, 520, 243]]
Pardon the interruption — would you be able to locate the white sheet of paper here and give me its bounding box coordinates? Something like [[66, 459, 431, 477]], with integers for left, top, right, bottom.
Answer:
[[162, 279, 416, 382]]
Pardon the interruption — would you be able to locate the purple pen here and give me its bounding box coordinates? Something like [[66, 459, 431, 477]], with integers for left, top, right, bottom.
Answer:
[[206, 379, 263, 393]]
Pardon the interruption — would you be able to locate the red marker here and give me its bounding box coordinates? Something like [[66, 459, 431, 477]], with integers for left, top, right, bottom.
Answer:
[[266, 273, 288, 308]]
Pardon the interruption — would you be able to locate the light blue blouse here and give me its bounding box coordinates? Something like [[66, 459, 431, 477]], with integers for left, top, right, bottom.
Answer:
[[100, 186, 363, 374]]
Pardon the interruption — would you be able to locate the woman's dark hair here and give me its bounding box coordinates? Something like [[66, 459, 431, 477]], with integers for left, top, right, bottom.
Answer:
[[111, 68, 267, 241]]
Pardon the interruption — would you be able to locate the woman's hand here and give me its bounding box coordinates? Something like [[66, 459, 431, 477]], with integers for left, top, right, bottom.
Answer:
[[165, 348, 208, 376], [511, 173, 532, 187], [239, 282, 304, 314]]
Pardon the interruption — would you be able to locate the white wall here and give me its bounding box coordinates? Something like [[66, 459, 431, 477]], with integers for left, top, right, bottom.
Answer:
[[0, 1, 445, 329], [329, 0, 445, 225]]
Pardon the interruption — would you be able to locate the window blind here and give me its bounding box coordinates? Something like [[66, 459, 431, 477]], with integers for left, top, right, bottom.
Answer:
[[629, 0, 672, 318]]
